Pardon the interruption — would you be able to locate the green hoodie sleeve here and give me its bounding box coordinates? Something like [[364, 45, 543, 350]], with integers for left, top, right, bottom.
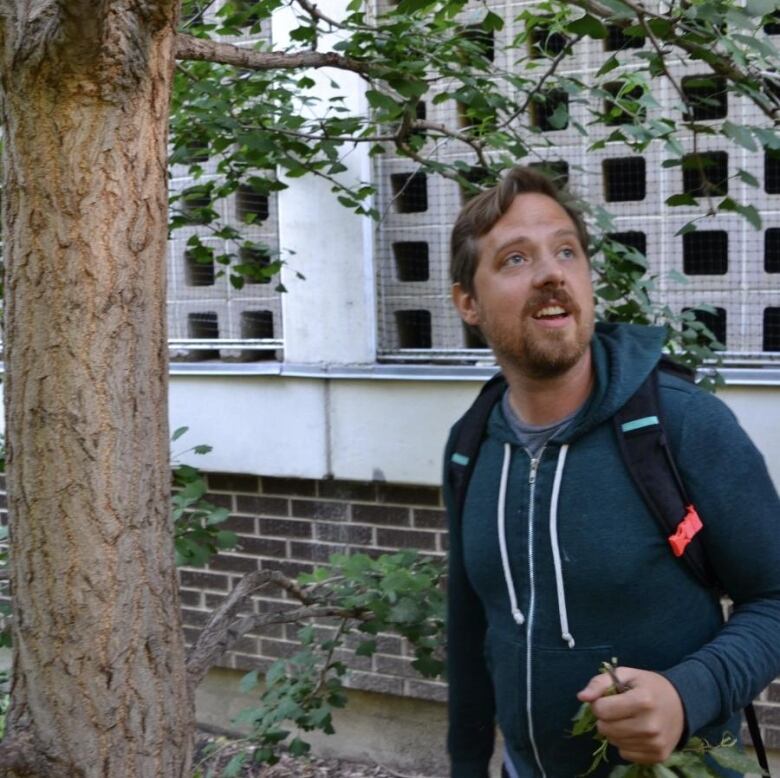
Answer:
[[660, 388, 780, 738], [444, 428, 495, 778]]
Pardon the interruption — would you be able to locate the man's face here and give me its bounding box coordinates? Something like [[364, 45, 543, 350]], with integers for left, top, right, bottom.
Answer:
[[453, 192, 595, 379]]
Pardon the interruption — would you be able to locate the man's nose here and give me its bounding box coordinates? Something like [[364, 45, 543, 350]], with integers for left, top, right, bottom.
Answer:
[[532, 254, 565, 288]]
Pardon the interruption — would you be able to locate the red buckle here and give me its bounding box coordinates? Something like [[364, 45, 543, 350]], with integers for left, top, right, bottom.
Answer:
[[668, 505, 703, 557]]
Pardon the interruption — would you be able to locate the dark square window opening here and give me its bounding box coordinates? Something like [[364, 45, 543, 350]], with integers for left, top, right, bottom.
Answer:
[[188, 312, 220, 360], [682, 75, 727, 121], [765, 150, 780, 194], [238, 246, 272, 284], [603, 81, 646, 126], [184, 248, 215, 287], [462, 25, 495, 63], [605, 24, 644, 51], [764, 308, 780, 351], [766, 228, 780, 272], [765, 12, 780, 34], [531, 90, 569, 132], [682, 152, 728, 198], [392, 242, 429, 282], [683, 306, 727, 347], [608, 231, 647, 258], [240, 310, 276, 362], [395, 309, 432, 349], [530, 23, 569, 58], [459, 165, 492, 203], [390, 173, 428, 213], [603, 157, 646, 202], [682, 231, 728, 275], [236, 185, 270, 223], [528, 160, 570, 188]]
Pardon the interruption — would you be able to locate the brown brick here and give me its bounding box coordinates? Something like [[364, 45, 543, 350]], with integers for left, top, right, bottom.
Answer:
[[182, 608, 210, 627], [768, 682, 780, 703], [222, 514, 257, 534], [376, 528, 436, 551], [345, 671, 404, 696], [269, 559, 315, 578], [261, 638, 299, 658], [763, 726, 780, 749], [207, 473, 260, 493], [231, 654, 272, 674], [292, 499, 348, 521], [204, 492, 233, 509], [262, 476, 317, 497], [374, 654, 416, 678], [231, 636, 259, 655], [440, 533, 449, 552], [290, 541, 345, 563], [756, 703, 780, 727], [208, 554, 258, 574], [318, 480, 377, 502], [236, 495, 289, 517], [414, 508, 447, 530], [258, 518, 312, 539], [204, 593, 227, 609], [179, 570, 229, 591], [179, 589, 202, 608], [352, 504, 410, 527], [334, 648, 372, 672], [345, 633, 403, 656], [405, 679, 448, 703], [183, 627, 202, 646], [315, 522, 372, 545], [377, 483, 441, 507], [238, 536, 287, 558]]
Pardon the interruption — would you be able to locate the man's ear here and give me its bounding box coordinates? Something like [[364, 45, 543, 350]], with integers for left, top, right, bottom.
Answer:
[[452, 283, 480, 326]]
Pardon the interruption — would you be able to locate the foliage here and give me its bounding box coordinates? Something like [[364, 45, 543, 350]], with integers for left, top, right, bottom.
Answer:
[[193, 550, 445, 774], [172, 426, 238, 567], [571, 661, 761, 777], [172, 0, 780, 373]]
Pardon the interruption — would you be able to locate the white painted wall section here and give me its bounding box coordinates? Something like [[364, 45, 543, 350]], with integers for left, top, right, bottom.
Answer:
[[273, 0, 375, 366]]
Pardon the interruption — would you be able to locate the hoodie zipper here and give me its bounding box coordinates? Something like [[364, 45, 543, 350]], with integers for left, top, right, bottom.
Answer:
[[526, 449, 547, 778]]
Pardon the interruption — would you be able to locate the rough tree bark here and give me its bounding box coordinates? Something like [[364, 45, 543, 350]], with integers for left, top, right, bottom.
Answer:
[[0, 2, 193, 775]]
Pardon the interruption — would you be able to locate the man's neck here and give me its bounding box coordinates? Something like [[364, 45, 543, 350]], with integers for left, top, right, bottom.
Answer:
[[503, 350, 594, 427]]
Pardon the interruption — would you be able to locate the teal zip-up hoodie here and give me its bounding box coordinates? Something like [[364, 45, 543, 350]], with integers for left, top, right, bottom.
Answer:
[[445, 323, 780, 778]]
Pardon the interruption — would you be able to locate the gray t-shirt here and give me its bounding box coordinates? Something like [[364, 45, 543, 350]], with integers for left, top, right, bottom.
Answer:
[[501, 389, 579, 456]]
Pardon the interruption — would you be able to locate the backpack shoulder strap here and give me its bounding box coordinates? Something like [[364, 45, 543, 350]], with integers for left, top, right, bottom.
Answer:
[[447, 372, 508, 527], [612, 363, 717, 590]]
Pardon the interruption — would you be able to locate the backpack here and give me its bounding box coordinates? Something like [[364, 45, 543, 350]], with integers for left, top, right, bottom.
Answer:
[[446, 359, 770, 776]]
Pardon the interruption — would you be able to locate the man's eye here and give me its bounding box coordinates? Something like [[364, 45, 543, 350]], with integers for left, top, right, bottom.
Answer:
[[505, 253, 527, 266], [559, 247, 576, 259]]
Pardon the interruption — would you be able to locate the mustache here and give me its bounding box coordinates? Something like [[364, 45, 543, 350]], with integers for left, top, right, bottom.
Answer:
[[523, 290, 579, 317]]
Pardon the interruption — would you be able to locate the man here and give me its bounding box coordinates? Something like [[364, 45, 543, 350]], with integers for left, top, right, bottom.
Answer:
[[444, 166, 780, 777]]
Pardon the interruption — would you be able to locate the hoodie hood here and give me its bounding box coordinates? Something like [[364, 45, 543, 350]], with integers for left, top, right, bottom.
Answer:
[[489, 321, 666, 444]]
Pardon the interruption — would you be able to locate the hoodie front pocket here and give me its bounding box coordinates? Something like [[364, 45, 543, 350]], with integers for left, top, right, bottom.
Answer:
[[532, 644, 614, 777], [484, 629, 530, 759]]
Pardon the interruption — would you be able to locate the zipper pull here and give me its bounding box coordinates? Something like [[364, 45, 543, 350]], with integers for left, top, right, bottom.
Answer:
[[529, 457, 540, 485]]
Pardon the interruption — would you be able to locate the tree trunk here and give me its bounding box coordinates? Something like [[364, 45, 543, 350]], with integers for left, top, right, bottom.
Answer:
[[0, 4, 193, 776]]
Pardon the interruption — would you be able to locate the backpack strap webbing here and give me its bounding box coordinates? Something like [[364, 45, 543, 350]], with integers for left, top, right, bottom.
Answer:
[[612, 364, 718, 591], [448, 372, 507, 525]]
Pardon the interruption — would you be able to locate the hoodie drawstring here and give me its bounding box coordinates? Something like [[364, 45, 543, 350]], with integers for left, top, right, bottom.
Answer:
[[498, 443, 525, 626], [497, 442, 575, 648], [549, 444, 575, 648]]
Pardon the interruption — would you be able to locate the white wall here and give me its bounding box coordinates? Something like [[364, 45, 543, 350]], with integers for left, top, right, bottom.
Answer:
[[170, 373, 780, 489]]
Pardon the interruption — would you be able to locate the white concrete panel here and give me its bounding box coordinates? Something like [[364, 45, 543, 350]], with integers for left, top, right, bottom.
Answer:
[[273, 0, 376, 366], [170, 375, 329, 478], [328, 380, 482, 485], [719, 385, 780, 489]]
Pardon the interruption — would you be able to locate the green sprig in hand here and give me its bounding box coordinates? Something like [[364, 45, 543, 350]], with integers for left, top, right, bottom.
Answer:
[[571, 661, 761, 777]]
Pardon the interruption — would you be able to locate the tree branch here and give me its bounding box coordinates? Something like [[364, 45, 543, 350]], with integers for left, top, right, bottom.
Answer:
[[175, 33, 369, 75]]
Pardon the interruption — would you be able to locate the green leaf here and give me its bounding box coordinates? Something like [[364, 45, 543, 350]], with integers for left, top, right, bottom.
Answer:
[[736, 169, 759, 188], [193, 444, 212, 455], [288, 737, 311, 757], [240, 670, 259, 693], [172, 426, 189, 442], [666, 193, 698, 207], [721, 121, 757, 152], [708, 745, 762, 772], [567, 14, 607, 38], [222, 753, 247, 778], [746, 0, 779, 17]]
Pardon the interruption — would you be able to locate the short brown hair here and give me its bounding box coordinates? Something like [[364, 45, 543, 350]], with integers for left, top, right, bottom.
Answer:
[[450, 166, 590, 293]]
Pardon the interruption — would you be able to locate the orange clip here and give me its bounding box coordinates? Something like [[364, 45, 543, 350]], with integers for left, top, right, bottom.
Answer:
[[668, 505, 703, 557]]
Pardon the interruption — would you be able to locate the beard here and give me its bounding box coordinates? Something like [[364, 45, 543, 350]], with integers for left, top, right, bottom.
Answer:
[[482, 290, 595, 379]]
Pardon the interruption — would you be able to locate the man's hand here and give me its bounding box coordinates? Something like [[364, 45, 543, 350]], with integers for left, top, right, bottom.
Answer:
[[577, 667, 685, 764]]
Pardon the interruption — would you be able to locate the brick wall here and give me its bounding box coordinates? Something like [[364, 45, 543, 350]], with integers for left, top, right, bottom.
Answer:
[[179, 472, 448, 703]]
